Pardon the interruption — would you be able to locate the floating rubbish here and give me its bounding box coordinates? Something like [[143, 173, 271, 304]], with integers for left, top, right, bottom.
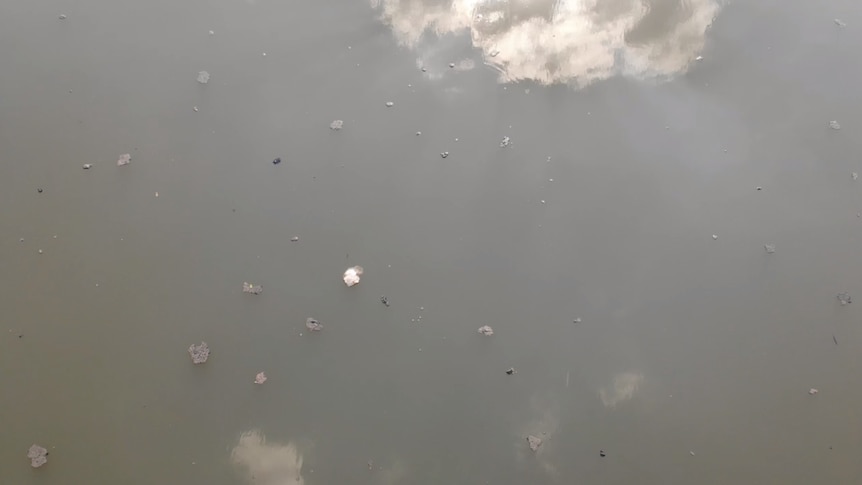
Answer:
[[82, 164, 92, 170], [193, 106, 199, 112], [117, 153, 131, 166], [834, 334, 839, 345], [764, 244, 775, 254], [526, 435, 543, 452], [188, 342, 210, 364], [695, 55, 704, 61], [197, 71, 210, 84], [416, 131, 421, 136], [254, 372, 267, 384], [28, 444, 48, 468], [500, 136, 511, 147], [209, 30, 215, 35], [242, 282, 262, 295], [37, 188, 43, 193], [853, 172, 858, 181], [834, 19, 846, 27], [477, 325, 494, 336], [385, 101, 394, 107], [329, 119, 344, 130], [573, 318, 582, 323], [837, 292, 852, 305], [809, 388, 819, 395], [599, 450, 607, 457], [449, 62, 455, 68], [272, 157, 281, 165], [440, 152, 449, 158], [505, 367, 515, 375], [58, 14, 67, 20], [690, 451, 696, 456], [290, 236, 299, 242], [343, 266, 363, 287], [305, 318, 323, 332], [756, 186, 762, 191], [380, 296, 390, 307], [829, 120, 841, 130]]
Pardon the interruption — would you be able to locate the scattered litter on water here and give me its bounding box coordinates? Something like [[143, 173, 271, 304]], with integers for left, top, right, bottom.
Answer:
[[254, 372, 267, 384], [28, 444, 48, 468], [695, 55, 703, 61], [197, 71, 210, 84], [343, 266, 363, 287], [837, 292, 852, 305], [330, 120, 343, 130], [188, 342, 210, 364], [37, 188, 43, 193], [506, 367, 515, 375], [449, 62, 455, 68], [764, 244, 775, 254], [306, 318, 323, 332], [477, 325, 494, 336], [272, 157, 281, 165], [385, 101, 394, 107], [290, 236, 299, 242], [809, 388, 819, 395], [527, 435, 543, 452], [415, 131, 421, 136], [500, 136, 511, 147], [852, 172, 858, 181], [834, 19, 846, 27], [712, 234, 718, 240], [209, 30, 215, 35], [38, 249, 43, 254], [829, 120, 841, 130], [540, 200, 546, 204], [58, 14, 67, 20], [380, 296, 390, 307], [193, 106, 199, 112], [573, 318, 582, 323], [599, 450, 607, 457], [242, 282, 262, 295], [117, 153, 131, 166], [756, 186, 762, 191], [440, 152, 449, 158], [690, 451, 696, 456]]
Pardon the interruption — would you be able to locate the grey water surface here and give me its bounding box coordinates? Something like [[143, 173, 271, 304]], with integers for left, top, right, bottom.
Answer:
[[2, 0, 862, 484]]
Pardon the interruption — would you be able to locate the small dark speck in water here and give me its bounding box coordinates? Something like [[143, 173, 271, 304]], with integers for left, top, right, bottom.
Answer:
[[37, 188, 43, 193], [380, 296, 390, 307], [600, 450, 607, 457], [272, 157, 281, 165]]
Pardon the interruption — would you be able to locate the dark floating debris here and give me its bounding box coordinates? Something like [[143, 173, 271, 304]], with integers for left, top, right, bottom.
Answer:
[[28, 444, 48, 468], [290, 236, 299, 242], [829, 120, 841, 130], [37, 188, 43, 193], [526, 435, 543, 452], [330, 120, 344, 130], [197, 70, 210, 84], [599, 450, 607, 457], [82, 163, 92, 170], [272, 157, 282, 165], [254, 372, 267, 384], [764, 244, 775, 254], [837, 292, 852, 306], [477, 325, 494, 336], [833, 334, 839, 346], [306, 317, 323, 332], [242, 282, 262, 295], [188, 342, 210, 364], [440, 151, 449, 159], [380, 296, 390, 307], [117, 153, 131, 166], [505, 367, 515, 375]]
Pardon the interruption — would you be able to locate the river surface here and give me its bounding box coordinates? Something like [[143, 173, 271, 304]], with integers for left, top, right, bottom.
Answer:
[[2, 0, 862, 483]]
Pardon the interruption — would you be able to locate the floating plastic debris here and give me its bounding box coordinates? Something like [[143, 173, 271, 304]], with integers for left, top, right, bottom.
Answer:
[[290, 236, 299, 242], [188, 342, 210, 364], [82, 163, 92, 169], [764, 244, 775, 254], [385, 101, 394, 107], [305, 317, 323, 332], [477, 325, 494, 336], [829, 120, 841, 130], [834, 19, 846, 27], [440, 152, 449, 158], [272, 157, 281, 165], [197, 71, 210, 84], [343, 266, 363, 286], [117, 153, 131, 166], [380, 296, 390, 307], [28, 444, 48, 468], [712, 234, 718, 240], [506, 367, 515, 375], [415, 131, 421, 136], [837, 292, 852, 305], [242, 282, 262, 295], [254, 372, 267, 384], [330, 119, 343, 130], [193, 106, 199, 112], [599, 450, 607, 457], [853, 172, 858, 181], [527, 435, 542, 452], [500, 136, 511, 147], [209, 30, 215, 35], [809, 388, 819, 395], [58, 14, 67, 20], [695, 55, 704, 61], [573, 318, 582, 323]]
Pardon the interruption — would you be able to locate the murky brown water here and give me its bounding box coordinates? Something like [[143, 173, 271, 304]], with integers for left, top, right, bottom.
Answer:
[[2, 0, 862, 483]]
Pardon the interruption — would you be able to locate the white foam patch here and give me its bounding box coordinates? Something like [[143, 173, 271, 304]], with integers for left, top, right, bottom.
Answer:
[[373, 0, 722, 86]]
